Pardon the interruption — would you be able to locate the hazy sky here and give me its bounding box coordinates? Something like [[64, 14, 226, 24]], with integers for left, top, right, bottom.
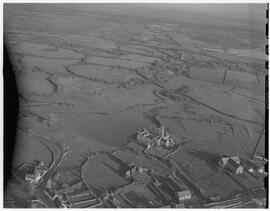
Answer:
[[60, 3, 266, 31], [160, 4, 266, 22]]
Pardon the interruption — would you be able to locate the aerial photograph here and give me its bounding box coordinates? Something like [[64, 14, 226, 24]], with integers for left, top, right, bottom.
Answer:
[[3, 3, 268, 208]]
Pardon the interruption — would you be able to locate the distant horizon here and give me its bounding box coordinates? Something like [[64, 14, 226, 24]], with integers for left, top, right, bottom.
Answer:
[[50, 3, 267, 30]]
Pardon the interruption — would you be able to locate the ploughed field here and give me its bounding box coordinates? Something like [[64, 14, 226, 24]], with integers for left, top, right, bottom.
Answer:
[[4, 4, 266, 207]]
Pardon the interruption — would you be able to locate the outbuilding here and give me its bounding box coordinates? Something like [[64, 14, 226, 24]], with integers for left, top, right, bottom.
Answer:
[[226, 159, 244, 174], [176, 190, 192, 201]]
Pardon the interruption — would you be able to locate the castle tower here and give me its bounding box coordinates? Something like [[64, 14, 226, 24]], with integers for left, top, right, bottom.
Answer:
[[165, 139, 170, 148], [161, 125, 165, 139], [157, 137, 161, 146]]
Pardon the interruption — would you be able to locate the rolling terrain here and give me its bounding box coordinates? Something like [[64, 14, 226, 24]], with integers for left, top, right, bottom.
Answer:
[[4, 4, 267, 208]]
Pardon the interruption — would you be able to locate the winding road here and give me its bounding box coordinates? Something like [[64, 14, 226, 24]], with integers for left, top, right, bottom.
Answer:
[[18, 127, 68, 208]]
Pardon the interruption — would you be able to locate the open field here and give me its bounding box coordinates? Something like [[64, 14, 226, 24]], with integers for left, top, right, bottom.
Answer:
[[4, 3, 266, 208]]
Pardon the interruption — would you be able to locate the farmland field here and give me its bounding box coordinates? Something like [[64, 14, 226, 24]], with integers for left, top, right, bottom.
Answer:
[[4, 3, 267, 208]]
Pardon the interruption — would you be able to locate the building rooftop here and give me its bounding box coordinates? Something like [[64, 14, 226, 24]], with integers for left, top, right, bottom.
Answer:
[[227, 158, 240, 168], [44, 187, 56, 199], [71, 199, 98, 208], [69, 194, 95, 204]]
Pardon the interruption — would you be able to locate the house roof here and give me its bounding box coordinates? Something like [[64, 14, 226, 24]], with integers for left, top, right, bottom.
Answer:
[[230, 156, 240, 164], [177, 190, 191, 197], [227, 158, 241, 169], [44, 188, 56, 198], [25, 174, 35, 179], [220, 156, 240, 165]]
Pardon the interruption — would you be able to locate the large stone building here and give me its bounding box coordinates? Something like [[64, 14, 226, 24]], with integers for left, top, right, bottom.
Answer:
[[137, 126, 176, 148]]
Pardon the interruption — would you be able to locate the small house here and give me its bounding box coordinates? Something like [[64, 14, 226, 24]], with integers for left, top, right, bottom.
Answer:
[[25, 174, 35, 182], [125, 170, 131, 179], [243, 159, 266, 175], [257, 166, 266, 174], [218, 156, 240, 168], [226, 159, 244, 174]]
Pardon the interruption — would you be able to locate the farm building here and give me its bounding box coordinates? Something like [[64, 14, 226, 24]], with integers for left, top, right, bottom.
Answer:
[[176, 190, 192, 201], [71, 199, 100, 208], [124, 165, 149, 179], [226, 159, 244, 175], [243, 159, 267, 174], [44, 187, 57, 200], [218, 156, 240, 168], [30, 200, 46, 208]]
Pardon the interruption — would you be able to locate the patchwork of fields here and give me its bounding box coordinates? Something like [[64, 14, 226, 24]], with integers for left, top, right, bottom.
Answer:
[[4, 4, 266, 208]]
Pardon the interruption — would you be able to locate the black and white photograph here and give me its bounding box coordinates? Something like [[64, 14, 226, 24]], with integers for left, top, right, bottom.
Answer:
[[3, 2, 268, 208]]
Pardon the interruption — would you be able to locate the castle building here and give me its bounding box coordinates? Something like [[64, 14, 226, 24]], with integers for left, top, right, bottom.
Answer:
[[137, 126, 176, 148]]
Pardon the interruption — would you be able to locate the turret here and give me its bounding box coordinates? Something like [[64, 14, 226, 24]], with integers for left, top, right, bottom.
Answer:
[[156, 137, 161, 146], [161, 126, 165, 139], [161, 126, 170, 140], [165, 138, 170, 148]]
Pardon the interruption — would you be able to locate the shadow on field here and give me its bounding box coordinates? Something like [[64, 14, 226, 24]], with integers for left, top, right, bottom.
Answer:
[[189, 149, 248, 191], [4, 45, 19, 190], [188, 150, 220, 170]]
